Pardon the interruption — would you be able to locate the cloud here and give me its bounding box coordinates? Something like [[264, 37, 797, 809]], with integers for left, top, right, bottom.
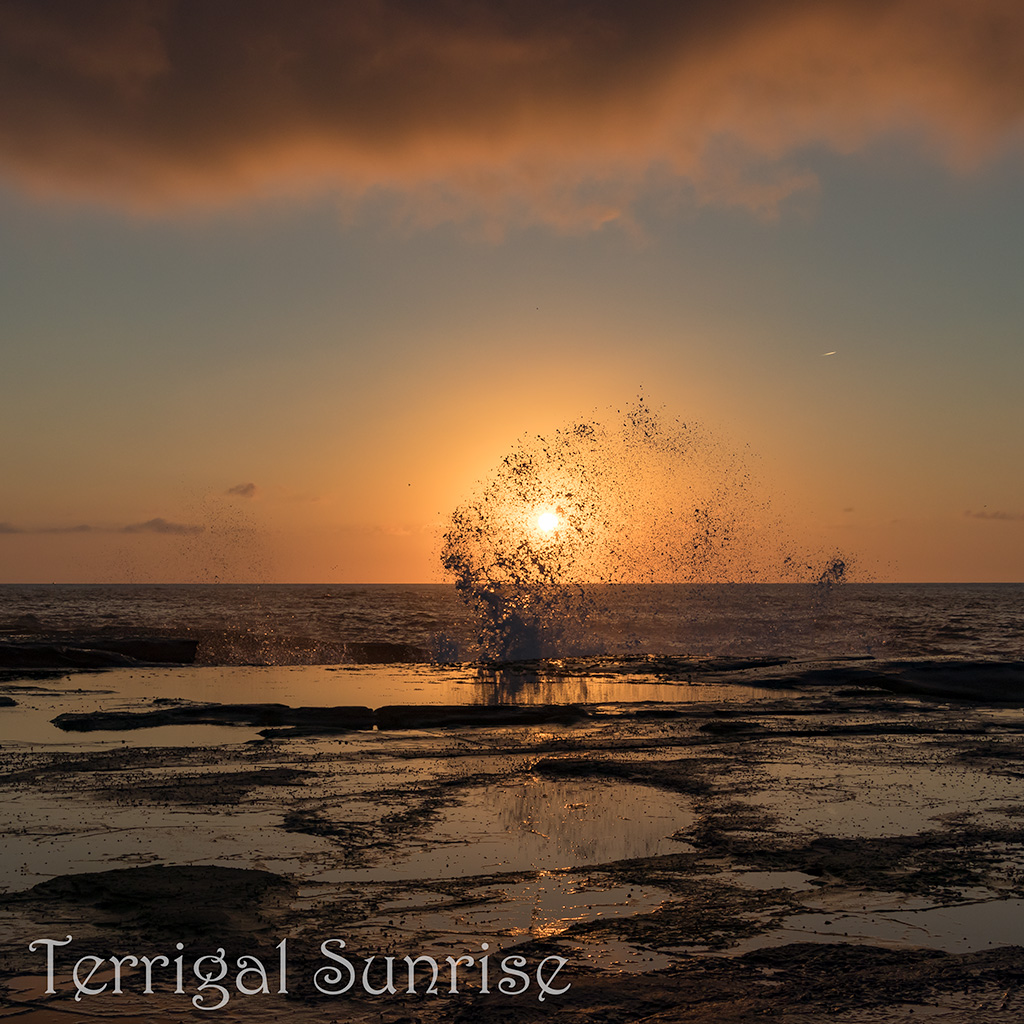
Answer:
[[0, 517, 204, 535], [0, 520, 205, 536], [376, 525, 414, 538], [1, 1, 1023, 226], [966, 509, 1024, 521], [226, 482, 257, 498], [121, 517, 205, 535]]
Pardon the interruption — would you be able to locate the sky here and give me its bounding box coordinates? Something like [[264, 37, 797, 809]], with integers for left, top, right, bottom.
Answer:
[[1, 0, 1023, 583]]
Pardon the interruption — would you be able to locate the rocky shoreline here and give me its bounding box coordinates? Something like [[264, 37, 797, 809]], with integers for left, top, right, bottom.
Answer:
[[2, 661, 1024, 1021]]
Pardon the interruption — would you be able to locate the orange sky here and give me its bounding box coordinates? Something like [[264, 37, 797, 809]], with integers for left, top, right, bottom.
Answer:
[[1, 1, 1023, 582]]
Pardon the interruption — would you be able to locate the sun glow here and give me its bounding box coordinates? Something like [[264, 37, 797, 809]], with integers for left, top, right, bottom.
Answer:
[[536, 511, 559, 533]]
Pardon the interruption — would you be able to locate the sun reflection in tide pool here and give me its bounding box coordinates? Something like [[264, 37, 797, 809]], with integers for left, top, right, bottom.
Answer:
[[334, 776, 696, 882]]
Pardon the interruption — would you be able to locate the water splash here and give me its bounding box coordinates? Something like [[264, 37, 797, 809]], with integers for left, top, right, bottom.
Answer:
[[816, 555, 848, 589], [442, 399, 836, 661]]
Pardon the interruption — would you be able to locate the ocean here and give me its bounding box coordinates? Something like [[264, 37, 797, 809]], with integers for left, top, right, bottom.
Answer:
[[3, 582, 1022, 667]]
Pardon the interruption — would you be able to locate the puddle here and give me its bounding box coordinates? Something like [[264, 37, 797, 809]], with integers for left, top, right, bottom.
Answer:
[[0, 795, 328, 892], [1, 665, 800, 735], [0, 692, 262, 748], [396, 875, 669, 940], [730, 870, 820, 891], [756, 738, 1022, 838], [734, 897, 1024, 954], [136, 664, 795, 709], [382, 877, 665, 935], [820, 990, 1024, 1023], [0, 758, 694, 894], [0, 663, 803, 751], [333, 777, 695, 881], [311, 873, 677, 975]]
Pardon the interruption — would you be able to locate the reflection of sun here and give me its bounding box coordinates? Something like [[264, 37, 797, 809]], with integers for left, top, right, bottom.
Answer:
[[536, 511, 559, 533]]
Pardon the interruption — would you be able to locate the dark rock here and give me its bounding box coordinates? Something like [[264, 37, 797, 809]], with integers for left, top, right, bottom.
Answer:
[[52, 702, 375, 732], [0, 612, 46, 633], [9, 864, 292, 938], [699, 719, 768, 735], [0, 637, 198, 669], [881, 661, 1024, 702], [374, 703, 588, 729], [342, 640, 429, 663]]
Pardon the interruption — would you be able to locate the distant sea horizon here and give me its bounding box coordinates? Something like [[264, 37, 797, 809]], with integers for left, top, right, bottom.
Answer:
[[2, 581, 1022, 665]]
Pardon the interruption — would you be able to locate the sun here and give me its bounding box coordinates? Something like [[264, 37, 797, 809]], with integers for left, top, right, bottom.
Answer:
[[536, 511, 559, 533]]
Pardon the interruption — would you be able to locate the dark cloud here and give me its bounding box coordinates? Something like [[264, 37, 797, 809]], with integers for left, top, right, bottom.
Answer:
[[226, 482, 257, 498], [0, 522, 24, 534], [966, 510, 1024, 521], [1, 1, 1023, 224], [121, 517, 205, 535]]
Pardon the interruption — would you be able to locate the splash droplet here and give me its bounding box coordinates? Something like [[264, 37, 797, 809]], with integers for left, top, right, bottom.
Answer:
[[442, 399, 845, 660]]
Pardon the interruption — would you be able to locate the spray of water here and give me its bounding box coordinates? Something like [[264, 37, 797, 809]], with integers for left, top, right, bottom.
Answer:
[[442, 399, 835, 660]]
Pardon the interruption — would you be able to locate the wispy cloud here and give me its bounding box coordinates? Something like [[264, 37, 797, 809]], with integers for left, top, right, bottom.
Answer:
[[374, 522, 438, 538], [1, 1, 1022, 226], [966, 509, 1024, 521], [121, 518, 204, 535], [226, 482, 257, 499], [0, 517, 204, 536]]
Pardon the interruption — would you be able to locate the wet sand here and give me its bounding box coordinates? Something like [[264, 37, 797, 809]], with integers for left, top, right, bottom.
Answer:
[[2, 660, 1024, 1021]]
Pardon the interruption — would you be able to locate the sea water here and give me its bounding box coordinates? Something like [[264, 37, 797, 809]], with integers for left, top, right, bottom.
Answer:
[[1, 582, 1022, 666]]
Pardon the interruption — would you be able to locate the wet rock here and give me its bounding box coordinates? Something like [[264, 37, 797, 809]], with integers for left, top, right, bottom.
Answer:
[[698, 719, 767, 736], [104, 766, 314, 805], [374, 703, 588, 729], [0, 636, 198, 669], [7, 864, 292, 938], [881, 661, 1024, 702], [533, 755, 711, 795], [52, 702, 375, 732], [342, 640, 430, 663], [0, 612, 46, 633]]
